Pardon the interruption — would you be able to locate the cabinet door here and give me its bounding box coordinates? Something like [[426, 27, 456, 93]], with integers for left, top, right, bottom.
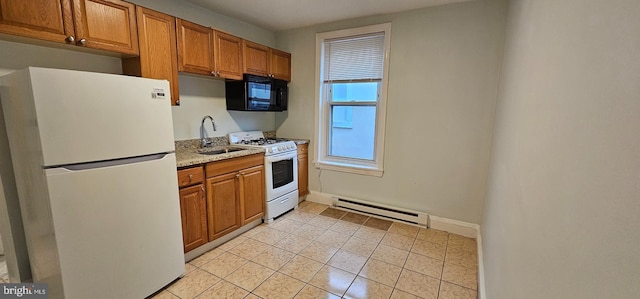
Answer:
[[132, 7, 179, 105], [71, 0, 138, 55], [176, 19, 214, 75], [242, 40, 269, 77], [298, 153, 309, 197], [239, 165, 265, 224], [270, 48, 291, 81], [206, 172, 241, 241], [179, 184, 207, 253], [214, 30, 243, 80], [0, 0, 75, 44]]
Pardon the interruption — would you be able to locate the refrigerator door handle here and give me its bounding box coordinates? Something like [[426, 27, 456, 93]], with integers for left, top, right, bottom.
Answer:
[[48, 153, 172, 172]]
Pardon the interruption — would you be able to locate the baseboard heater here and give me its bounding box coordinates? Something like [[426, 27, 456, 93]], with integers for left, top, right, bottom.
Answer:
[[332, 196, 428, 227]]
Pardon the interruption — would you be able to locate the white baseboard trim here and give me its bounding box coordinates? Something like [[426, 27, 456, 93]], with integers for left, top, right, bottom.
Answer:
[[305, 190, 486, 297], [305, 191, 334, 206], [428, 215, 478, 238]]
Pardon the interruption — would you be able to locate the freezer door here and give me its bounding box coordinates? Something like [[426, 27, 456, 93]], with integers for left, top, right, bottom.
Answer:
[[43, 153, 184, 299], [27, 68, 175, 166]]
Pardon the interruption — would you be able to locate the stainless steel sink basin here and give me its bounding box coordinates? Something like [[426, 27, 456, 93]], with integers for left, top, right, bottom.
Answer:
[[197, 147, 244, 155]]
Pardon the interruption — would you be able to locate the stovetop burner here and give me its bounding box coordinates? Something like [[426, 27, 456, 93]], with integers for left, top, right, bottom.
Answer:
[[238, 138, 289, 145]]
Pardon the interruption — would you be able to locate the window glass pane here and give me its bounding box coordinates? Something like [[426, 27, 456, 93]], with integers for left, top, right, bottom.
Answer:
[[331, 82, 378, 102], [332, 106, 353, 128], [330, 106, 376, 160]]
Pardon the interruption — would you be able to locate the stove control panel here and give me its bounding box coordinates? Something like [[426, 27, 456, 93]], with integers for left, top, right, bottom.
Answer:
[[266, 142, 297, 155]]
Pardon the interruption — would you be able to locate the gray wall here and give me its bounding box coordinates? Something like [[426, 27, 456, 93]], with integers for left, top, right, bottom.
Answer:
[[275, 0, 508, 224], [481, 0, 640, 297]]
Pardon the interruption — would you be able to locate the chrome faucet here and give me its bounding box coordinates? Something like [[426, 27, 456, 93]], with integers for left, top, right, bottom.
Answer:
[[200, 115, 217, 148]]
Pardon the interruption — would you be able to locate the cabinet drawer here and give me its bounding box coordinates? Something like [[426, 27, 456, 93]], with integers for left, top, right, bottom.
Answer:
[[177, 166, 204, 188], [205, 153, 264, 178]]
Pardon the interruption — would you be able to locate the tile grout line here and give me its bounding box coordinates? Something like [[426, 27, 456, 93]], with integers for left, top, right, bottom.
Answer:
[[156, 204, 479, 299]]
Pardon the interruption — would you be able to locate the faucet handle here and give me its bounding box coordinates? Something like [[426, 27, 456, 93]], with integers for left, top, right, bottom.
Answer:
[[201, 138, 212, 148]]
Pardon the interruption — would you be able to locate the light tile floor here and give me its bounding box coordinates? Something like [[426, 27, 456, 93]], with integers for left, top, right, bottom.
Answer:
[[150, 202, 478, 299]]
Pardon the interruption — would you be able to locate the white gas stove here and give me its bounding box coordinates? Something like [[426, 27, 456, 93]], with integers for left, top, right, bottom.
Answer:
[[229, 131, 297, 156], [229, 131, 299, 222]]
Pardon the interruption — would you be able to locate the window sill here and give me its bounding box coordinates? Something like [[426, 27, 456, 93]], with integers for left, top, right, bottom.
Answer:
[[314, 160, 383, 177]]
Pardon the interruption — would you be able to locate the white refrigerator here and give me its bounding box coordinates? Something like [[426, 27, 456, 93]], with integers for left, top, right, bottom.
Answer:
[[0, 68, 184, 298]]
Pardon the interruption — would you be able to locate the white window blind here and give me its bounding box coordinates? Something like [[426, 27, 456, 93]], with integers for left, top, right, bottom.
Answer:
[[323, 32, 385, 82]]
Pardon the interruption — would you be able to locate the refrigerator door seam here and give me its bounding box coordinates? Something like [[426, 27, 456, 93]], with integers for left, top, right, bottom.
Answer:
[[45, 153, 174, 171]]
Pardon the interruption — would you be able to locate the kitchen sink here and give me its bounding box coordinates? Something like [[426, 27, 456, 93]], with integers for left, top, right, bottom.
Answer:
[[197, 147, 244, 155]]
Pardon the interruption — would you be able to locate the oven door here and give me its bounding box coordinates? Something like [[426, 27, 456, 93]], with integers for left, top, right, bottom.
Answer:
[[265, 151, 298, 201]]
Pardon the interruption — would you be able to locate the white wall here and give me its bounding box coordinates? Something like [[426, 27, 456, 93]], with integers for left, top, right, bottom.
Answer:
[[171, 75, 275, 140], [481, 0, 640, 297], [0, 40, 123, 77], [275, 0, 508, 223]]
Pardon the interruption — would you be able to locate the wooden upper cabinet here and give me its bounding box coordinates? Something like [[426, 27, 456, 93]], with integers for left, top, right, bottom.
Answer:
[[270, 48, 291, 81], [123, 7, 179, 105], [71, 0, 138, 55], [0, 0, 138, 55], [243, 40, 292, 81], [176, 19, 214, 75], [0, 0, 75, 43], [242, 40, 270, 77], [214, 30, 243, 80], [176, 19, 243, 80]]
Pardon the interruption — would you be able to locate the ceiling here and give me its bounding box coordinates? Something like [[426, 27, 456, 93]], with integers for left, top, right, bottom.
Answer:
[[183, 0, 471, 31]]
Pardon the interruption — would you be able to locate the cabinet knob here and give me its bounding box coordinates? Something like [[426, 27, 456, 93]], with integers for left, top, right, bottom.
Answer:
[[65, 36, 75, 43], [210, 71, 216, 76], [236, 173, 240, 178], [217, 71, 221, 76], [78, 38, 87, 45], [188, 174, 193, 182]]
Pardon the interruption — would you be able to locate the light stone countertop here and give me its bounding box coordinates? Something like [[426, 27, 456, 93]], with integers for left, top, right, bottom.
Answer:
[[173, 135, 306, 168], [286, 138, 310, 145], [175, 146, 264, 168]]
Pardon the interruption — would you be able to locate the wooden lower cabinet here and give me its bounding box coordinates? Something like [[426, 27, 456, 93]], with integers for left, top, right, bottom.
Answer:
[[297, 143, 309, 197], [206, 172, 241, 241], [239, 165, 265, 224], [177, 166, 207, 253], [206, 154, 264, 241], [179, 184, 207, 253]]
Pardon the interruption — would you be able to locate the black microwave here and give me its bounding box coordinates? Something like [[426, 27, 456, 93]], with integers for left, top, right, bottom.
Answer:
[[225, 74, 288, 111]]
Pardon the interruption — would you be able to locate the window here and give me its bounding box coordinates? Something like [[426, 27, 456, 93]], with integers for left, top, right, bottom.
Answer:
[[314, 23, 391, 177]]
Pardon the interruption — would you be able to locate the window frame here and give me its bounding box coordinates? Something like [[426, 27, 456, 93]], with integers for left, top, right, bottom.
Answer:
[[314, 23, 391, 177]]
